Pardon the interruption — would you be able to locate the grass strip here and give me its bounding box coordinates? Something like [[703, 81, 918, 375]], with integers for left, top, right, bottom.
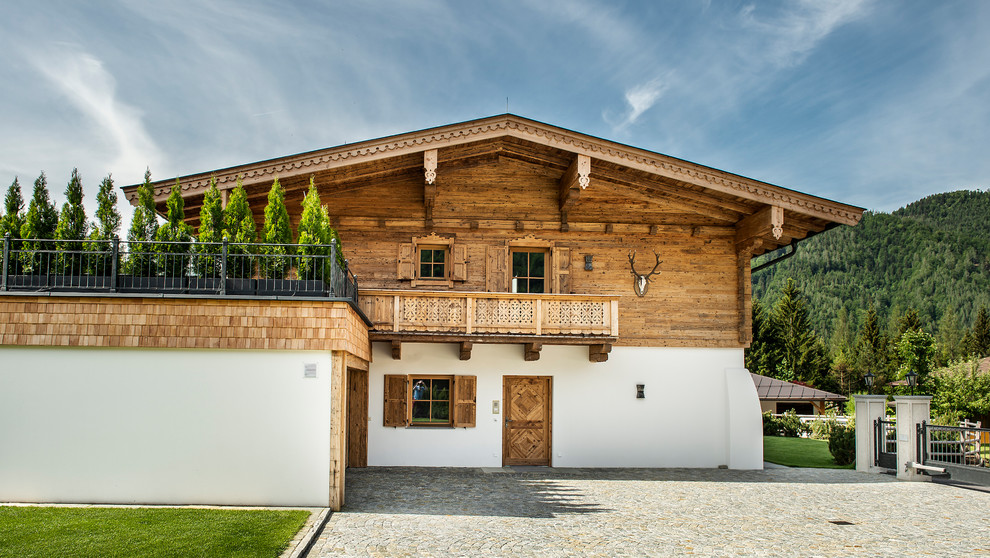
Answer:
[[0, 506, 310, 558]]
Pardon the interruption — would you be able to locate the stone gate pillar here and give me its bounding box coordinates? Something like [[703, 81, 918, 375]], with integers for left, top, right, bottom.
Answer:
[[854, 394, 888, 473], [894, 395, 931, 482]]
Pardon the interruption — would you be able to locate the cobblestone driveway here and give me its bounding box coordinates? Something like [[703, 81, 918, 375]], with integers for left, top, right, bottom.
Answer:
[[311, 467, 990, 557]]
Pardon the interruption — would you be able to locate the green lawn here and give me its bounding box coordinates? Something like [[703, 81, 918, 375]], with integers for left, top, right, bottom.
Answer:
[[764, 435, 855, 469], [0, 506, 310, 558]]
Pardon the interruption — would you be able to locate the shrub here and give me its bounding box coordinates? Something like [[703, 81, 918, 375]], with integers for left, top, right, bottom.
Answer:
[[762, 410, 809, 437], [762, 411, 778, 436], [827, 423, 856, 466], [777, 410, 807, 437]]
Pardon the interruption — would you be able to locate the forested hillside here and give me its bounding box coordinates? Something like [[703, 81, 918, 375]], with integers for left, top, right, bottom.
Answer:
[[753, 190, 990, 339]]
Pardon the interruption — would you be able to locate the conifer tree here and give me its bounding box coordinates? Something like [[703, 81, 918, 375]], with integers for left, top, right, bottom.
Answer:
[[19, 172, 58, 274], [1, 178, 25, 236], [745, 299, 781, 378], [296, 177, 333, 280], [774, 279, 825, 384], [154, 180, 194, 277], [935, 308, 965, 367], [124, 169, 160, 275], [897, 308, 922, 336], [856, 304, 891, 389], [196, 177, 223, 277], [86, 174, 121, 275], [0, 178, 25, 274], [971, 306, 990, 358], [222, 176, 257, 278], [259, 177, 293, 279], [54, 168, 88, 273]]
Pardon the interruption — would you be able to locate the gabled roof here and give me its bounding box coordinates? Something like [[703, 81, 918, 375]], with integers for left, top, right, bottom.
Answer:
[[750, 373, 846, 402], [123, 114, 864, 255]]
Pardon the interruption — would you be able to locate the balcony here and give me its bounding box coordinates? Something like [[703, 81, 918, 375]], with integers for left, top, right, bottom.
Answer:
[[358, 290, 618, 361]]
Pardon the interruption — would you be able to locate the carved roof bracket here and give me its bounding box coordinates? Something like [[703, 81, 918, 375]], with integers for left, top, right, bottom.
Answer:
[[734, 205, 784, 247], [424, 149, 438, 185]]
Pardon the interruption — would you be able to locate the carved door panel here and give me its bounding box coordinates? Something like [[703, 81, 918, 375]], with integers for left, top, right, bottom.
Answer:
[[503, 376, 552, 466]]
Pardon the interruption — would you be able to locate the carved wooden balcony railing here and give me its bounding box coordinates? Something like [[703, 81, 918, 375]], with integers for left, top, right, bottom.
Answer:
[[358, 290, 619, 337]]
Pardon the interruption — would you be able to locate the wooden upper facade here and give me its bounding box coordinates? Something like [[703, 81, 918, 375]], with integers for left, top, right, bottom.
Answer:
[[124, 115, 863, 350]]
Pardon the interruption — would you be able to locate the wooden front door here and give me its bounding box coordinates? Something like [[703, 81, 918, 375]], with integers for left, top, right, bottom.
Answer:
[[502, 376, 552, 466], [347, 368, 368, 468]]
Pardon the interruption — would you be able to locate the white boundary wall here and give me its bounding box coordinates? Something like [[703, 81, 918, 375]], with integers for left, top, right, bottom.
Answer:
[[368, 343, 763, 469], [0, 346, 333, 506]]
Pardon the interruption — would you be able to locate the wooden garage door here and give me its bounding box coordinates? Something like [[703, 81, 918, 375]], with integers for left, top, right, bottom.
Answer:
[[502, 376, 552, 466]]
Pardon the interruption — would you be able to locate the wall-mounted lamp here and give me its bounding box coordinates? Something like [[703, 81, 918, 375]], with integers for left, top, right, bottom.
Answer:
[[636, 384, 645, 399], [584, 255, 594, 271]]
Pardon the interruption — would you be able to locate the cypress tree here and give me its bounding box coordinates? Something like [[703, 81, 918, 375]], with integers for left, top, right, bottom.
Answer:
[[1, 178, 25, 274], [196, 177, 223, 277], [296, 177, 332, 280], [86, 174, 121, 275], [259, 177, 293, 279], [222, 176, 257, 278], [154, 180, 194, 277], [54, 168, 88, 274], [124, 169, 160, 275], [19, 172, 58, 274]]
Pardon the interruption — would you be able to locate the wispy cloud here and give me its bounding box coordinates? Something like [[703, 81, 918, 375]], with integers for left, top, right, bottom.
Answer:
[[739, 0, 872, 68], [26, 44, 163, 183], [609, 76, 671, 130]]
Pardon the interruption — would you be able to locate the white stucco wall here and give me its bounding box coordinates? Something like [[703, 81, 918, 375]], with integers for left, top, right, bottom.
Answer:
[[368, 343, 763, 469], [0, 347, 333, 506]]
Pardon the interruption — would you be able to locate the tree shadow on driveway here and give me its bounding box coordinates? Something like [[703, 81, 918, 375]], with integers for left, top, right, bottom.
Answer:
[[340, 466, 893, 518]]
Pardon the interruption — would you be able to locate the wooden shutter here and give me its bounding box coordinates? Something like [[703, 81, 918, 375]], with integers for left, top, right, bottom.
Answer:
[[383, 374, 408, 427], [552, 247, 571, 294], [451, 244, 468, 281], [397, 243, 415, 280], [452, 375, 477, 428], [485, 245, 508, 292]]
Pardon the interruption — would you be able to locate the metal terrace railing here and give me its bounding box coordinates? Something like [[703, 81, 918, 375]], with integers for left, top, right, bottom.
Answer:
[[0, 234, 358, 302]]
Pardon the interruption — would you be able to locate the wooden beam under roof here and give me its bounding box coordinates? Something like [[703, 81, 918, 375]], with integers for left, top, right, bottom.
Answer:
[[735, 205, 784, 247], [559, 154, 591, 214]]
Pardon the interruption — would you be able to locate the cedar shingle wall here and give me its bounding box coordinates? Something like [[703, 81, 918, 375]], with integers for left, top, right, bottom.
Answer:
[[0, 296, 370, 361]]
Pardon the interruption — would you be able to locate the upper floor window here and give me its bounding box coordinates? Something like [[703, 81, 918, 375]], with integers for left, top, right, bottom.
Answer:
[[418, 246, 447, 280], [397, 233, 467, 287], [511, 249, 546, 293]]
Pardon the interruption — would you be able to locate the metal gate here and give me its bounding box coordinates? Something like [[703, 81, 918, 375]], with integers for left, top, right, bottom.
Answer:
[[918, 421, 989, 486], [874, 418, 897, 469]]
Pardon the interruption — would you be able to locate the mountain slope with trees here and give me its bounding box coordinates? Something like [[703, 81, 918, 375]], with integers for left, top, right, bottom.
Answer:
[[753, 189, 990, 341]]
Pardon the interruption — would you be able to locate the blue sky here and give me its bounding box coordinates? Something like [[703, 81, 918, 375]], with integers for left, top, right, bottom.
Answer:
[[2, 0, 988, 218]]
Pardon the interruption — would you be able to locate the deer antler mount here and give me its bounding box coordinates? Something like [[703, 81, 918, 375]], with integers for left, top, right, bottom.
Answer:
[[628, 250, 663, 297]]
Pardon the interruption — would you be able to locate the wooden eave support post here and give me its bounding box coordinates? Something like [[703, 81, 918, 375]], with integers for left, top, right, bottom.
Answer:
[[391, 340, 402, 360], [424, 149, 438, 227], [559, 154, 590, 231], [459, 341, 473, 361], [524, 342, 542, 361], [589, 343, 611, 362], [735, 238, 763, 346]]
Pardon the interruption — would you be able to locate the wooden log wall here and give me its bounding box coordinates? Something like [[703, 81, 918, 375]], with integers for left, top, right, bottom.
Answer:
[[239, 155, 746, 348]]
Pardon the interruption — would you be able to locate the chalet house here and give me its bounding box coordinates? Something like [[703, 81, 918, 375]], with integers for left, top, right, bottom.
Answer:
[[0, 115, 863, 509]]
